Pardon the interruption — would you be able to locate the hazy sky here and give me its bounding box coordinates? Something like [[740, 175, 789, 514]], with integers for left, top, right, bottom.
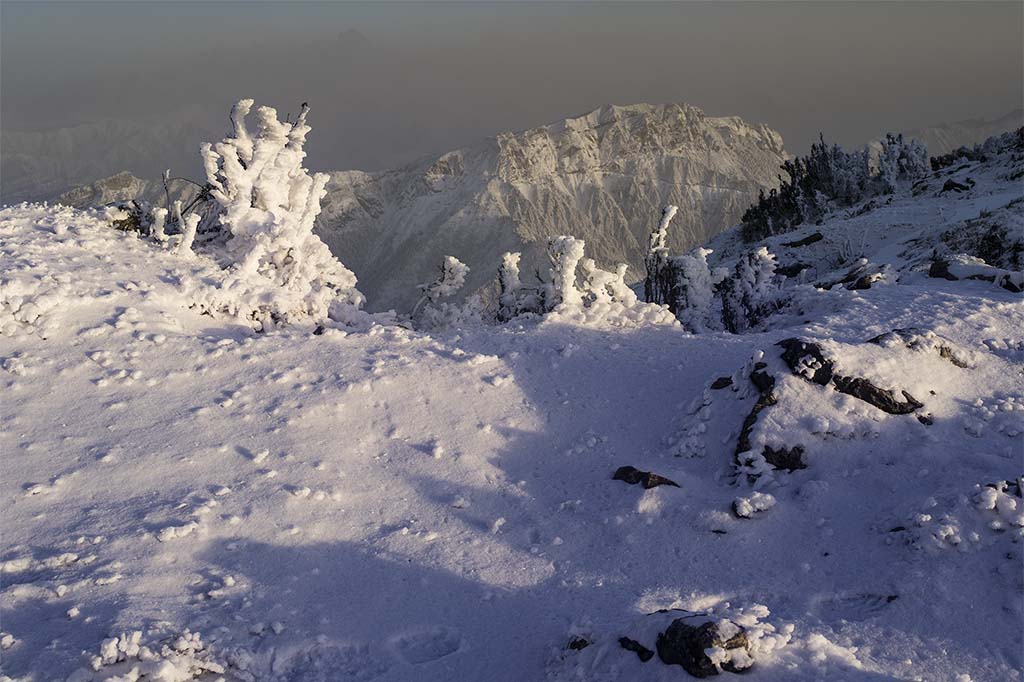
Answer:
[[2, 1, 1022, 174]]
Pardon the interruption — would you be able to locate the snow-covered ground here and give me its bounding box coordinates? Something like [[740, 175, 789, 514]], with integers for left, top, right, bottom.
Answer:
[[2, 133, 1022, 681]]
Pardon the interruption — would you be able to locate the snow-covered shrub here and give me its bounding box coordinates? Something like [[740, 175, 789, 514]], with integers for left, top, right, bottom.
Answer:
[[644, 205, 678, 305], [720, 248, 781, 333], [740, 132, 925, 242], [198, 99, 364, 325], [495, 251, 545, 321], [498, 251, 522, 316], [802, 134, 871, 209], [641, 205, 724, 331], [669, 247, 720, 332], [416, 294, 488, 331], [411, 255, 475, 328], [414, 256, 469, 311], [876, 133, 929, 193], [580, 259, 637, 306], [172, 200, 200, 255], [544, 236, 586, 309], [150, 207, 168, 242]]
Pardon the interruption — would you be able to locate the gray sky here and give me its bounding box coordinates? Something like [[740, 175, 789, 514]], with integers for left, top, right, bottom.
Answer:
[[2, 0, 1022, 175]]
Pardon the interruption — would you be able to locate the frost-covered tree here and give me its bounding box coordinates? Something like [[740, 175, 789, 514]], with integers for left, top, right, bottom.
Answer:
[[740, 132, 913, 242], [496, 251, 544, 321], [669, 247, 718, 332], [644, 205, 678, 304], [413, 255, 469, 317], [803, 134, 871, 208], [199, 99, 364, 324], [544, 236, 586, 310], [497, 251, 523, 322], [721, 248, 780, 333], [876, 133, 929, 193]]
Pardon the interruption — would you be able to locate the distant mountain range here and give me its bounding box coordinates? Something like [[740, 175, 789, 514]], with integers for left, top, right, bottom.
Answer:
[[896, 109, 1023, 156], [316, 103, 787, 311], [1, 118, 213, 206], [19, 105, 1021, 311]]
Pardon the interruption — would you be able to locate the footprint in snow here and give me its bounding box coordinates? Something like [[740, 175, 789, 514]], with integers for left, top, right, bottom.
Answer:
[[812, 592, 899, 622], [390, 626, 462, 665]]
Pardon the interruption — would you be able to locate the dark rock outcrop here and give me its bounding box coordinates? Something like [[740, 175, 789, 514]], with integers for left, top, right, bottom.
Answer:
[[710, 376, 733, 390], [777, 338, 924, 415], [613, 466, 680, 489], [618, 637, 655, 662], [656, 618, 750, 677], [781, 231, 823, 248]]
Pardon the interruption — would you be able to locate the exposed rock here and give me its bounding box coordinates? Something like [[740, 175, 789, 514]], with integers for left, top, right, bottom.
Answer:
[[819, 259, 886, 291], [928, 257, 959, 280], [567, 637, 591, 651], [777, 338, 924, 415], [831, 375, 923, 415], [710, 376, 733, 390], [613, 466, 680, 489], [734, 362, 777, 457], [781, 232, 823, 248], [776, 262, 809, 278], [762, 444, 807, 471], [656, 617, 752, 677], [618, 637, 654, 662], [939, 178, 973, 194], [734, 360, 806, 473]]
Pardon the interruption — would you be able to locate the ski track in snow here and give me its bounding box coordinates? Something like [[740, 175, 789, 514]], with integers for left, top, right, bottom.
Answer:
[[1, 175, 1023, 682]]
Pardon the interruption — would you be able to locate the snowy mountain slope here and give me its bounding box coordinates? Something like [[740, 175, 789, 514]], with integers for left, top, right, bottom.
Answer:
[[315, 103, 787, 312], [705, 129, 1024, 292], [1, 135, 1022, 682]]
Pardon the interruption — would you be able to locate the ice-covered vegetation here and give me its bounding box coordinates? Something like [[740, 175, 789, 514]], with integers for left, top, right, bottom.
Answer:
[[739, 132, 930, 242], [1, 118, 1022, 681]]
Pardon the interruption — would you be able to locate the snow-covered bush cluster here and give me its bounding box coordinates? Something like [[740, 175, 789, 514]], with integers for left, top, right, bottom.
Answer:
[[740, 132, 929, 242], [538, 236, 677, 327], [876, 133, 929, 194], [719, 247, 781, 333], [643, 205, 726, 332], [485, 235, 677, 328], [68, 100, 368, 331], [644, 208, 783, 333], [408, 235, 676, 330], [197, 99, 365, 326]]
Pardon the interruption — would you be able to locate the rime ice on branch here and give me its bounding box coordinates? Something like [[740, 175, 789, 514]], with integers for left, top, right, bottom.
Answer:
[[199, 99, 364, 325]]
